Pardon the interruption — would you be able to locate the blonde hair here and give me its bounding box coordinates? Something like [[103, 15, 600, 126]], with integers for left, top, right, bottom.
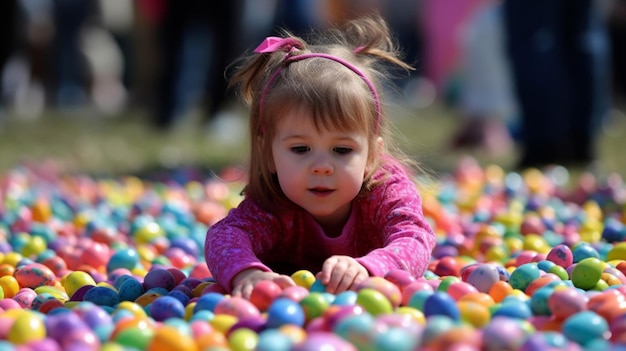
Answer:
[[228, 13, 415, 211]]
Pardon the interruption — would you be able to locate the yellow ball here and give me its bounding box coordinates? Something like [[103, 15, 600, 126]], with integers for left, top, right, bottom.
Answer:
[[228, 327, 259, 351], [290, 270, 316, 289], [7, 311, 46, 344], [210, 314, 238, 334], [458, 301, 491, 328], [22, 236, 47, 257], [396, 306, 426, 325], [0, 276, 20, 298], [62, 271, 96, 297]]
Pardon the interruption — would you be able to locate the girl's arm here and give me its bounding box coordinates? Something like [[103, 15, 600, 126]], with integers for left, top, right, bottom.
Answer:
[[356, 163, 436, 278], [204, 198, 280, 292]]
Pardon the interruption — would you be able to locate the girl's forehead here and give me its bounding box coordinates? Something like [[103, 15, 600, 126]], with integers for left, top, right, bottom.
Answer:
[[273, 105, 366, 134]]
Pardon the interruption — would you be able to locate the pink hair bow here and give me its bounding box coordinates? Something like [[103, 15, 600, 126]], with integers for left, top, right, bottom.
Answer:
[[254, 37, 302, 53]]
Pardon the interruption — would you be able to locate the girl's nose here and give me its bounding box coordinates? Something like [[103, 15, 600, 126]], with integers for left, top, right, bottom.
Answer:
[[311, 158, 333, 175]]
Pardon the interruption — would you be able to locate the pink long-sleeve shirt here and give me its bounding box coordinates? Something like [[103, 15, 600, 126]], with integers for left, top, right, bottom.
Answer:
[[204, 158, 436, 292]]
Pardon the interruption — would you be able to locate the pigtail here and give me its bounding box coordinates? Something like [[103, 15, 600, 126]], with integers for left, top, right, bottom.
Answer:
[[339, 14, 414, 72], [228, 35, 306, 108]]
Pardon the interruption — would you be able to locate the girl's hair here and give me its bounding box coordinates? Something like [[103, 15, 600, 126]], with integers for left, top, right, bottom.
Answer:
[[228, 13, 415, 212]]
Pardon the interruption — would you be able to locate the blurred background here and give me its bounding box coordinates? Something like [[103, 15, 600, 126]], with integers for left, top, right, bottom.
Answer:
[[0, 0, 625, 182]]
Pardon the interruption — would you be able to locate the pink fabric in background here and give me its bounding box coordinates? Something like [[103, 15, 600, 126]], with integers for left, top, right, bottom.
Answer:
[[420, 0, 491, 93]]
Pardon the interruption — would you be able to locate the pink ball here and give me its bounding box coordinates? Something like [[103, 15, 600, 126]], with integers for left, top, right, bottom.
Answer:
[[547, 244, 574, 268], [214, 296, 261, 319], [190, 319, 214, 338], [401, 281, 434, 306], [279, 286, 310, 302]]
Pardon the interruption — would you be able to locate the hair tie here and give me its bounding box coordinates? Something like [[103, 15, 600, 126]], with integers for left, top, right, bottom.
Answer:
[[254, 37, 302, 54], [254, 37, 381, 135]]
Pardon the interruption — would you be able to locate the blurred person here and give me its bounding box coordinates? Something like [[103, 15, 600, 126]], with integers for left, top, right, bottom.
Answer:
[[1, 0, 53, 119], [52, 0, 97, 110], [0, 0, 19, 121], [449, 0, 518, 156], [418, 0, 489, 101], [503, 0, 612, 169], [609, 0, 626, 102], [151, 0, 279, 131]]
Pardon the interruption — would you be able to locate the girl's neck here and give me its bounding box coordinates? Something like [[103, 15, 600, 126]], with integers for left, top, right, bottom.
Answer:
[[313, 204, 353, 238]]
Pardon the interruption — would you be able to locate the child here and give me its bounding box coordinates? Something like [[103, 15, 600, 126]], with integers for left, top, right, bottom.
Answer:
[[205, 14, 436, 298]]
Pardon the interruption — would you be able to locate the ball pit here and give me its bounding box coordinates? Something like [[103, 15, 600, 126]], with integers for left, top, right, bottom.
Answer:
[[1, 160, 626, 350]]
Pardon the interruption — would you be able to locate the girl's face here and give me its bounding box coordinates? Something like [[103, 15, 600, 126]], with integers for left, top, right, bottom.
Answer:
[[271, 109, 370, 231]]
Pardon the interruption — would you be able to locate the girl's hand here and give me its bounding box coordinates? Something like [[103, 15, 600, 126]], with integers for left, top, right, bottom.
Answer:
[[316, 255, 369, 294], [231, 268, 295, 299]]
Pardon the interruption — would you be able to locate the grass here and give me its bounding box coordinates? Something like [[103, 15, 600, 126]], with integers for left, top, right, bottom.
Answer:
[[1, 101, 625, 184]]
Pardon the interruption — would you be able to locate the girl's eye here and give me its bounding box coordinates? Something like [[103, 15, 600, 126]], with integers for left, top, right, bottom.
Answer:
[[333, 147, 353, 155], [291, 146, 310, 154]]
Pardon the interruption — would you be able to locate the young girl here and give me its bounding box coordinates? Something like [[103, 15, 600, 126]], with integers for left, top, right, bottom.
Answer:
[[205, 14, 436, 298]]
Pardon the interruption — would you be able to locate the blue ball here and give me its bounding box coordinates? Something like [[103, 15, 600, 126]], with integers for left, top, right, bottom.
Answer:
[[423, 292, 460, 321], [193, 292, 225, 313], [266, 298, 305, 328]]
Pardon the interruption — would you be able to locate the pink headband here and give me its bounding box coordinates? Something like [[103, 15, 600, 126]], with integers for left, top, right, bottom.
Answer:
[[254, 37, 381, 134]]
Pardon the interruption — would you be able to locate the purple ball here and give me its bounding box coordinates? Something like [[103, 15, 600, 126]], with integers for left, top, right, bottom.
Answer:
[[292, 332, 357, 351], [150, 296, 185, 321], [143, 268, 176, 291]]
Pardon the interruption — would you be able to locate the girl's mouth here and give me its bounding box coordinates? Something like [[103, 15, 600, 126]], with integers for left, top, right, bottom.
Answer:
[[309, 188, 334, 196]]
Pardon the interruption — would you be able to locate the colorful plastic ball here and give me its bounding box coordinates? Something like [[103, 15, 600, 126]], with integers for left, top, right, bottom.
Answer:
[[150, 296, 185, 321], [228, 327, 259, 351], [13, 263, 56, 289], [113, 325, 155, 350], [83, 286, 120, 307], [309, 280, 327, 293], [491, 301, 532, 320], [572, 243, 600, 263], [571, 257, 604, 290], [143, 268, 176, 291], [7, 311, 46, 345], [508, 263, 541, 291], [266, 298, 305, 329], [357, 276, 402, 308], [383, 269, 416, 291], [547, 287, 588, 320], [250, 280, 283, 311], [466, 264, 500, 293], [147, 325, 196, 351], [332, 291, 358, 306], [482, 317, 528, 351], [214, 297, 260, 320], [333, 313, 375, 349], [118, 276, 144, 302], [355, 288, 393, 317], [256, 329, 293, 351], [193, 291, 225, 313], [293, 331, 358, 351], [562, 311, 609, 345], [423, 292, 460, 321], [299, 292, 330, 322], [106, 248, 140, 273], [291, 270, 316, 289], [458, 301, 490, 327], [420, 315, 457, 346], [62, 271, 97, 297], [279, 286, 309, 302]]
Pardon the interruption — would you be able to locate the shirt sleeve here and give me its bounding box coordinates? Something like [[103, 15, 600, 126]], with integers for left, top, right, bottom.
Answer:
[[355, 159, 436, 278], [204, 198, 280, 292]]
